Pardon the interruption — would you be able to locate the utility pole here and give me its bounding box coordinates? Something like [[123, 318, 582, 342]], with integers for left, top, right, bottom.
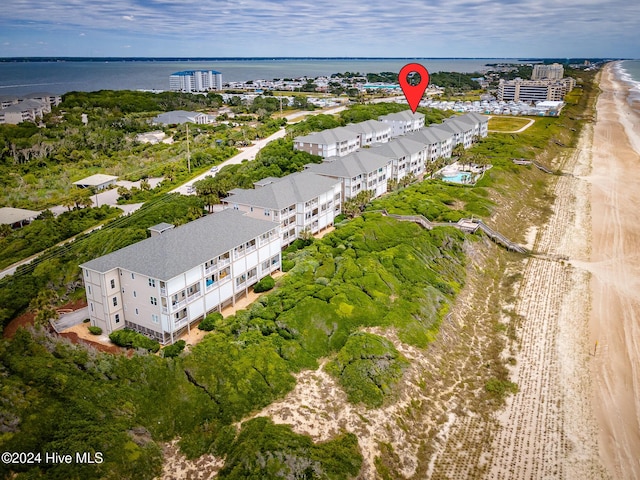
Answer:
[[186, 123, 191, 174]]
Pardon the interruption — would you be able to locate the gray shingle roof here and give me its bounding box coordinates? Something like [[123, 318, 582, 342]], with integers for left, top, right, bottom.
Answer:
[[80, 209, 278, 280], [343, 120, 390, 136], [407, 126, 453, 144], [378, 110, 425, 122], [225, 171, 340, 210], [370, 136, 426, 159], [307, 150, 390, 179], [153, 110, 204, 125], [294, 126, 359, 145]]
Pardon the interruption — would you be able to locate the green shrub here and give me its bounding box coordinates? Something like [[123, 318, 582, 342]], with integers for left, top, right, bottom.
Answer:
[[109, 329, 160, 353], [83, 318, 90, 323], [253, 275, 275, 293], [198, 312, 223, 331], [162, 340, 186, 358], [87, 326, 102, 335], [281, 259, 295, 272]]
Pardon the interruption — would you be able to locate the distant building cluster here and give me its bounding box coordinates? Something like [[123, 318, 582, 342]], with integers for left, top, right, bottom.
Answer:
[[169, 70, 223, 93], [80, 109, 489, 345], [0, 93, 61, 125], [497, 63, 574, 103]]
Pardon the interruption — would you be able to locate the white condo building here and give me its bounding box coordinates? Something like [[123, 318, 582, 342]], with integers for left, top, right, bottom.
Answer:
[[378, 110, 425, 137], [223, 171, 342, 246], [169, 70, 223, 92], [370, 136, 428, 181], [293, 127, 361, 158], [80, 209, 281, 344], [305, 150, 392, 200]]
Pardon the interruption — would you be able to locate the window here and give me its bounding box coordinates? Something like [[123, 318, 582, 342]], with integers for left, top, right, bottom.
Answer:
[[264, 209, 270, 216], [135, 308, 139, 315], [148, 278, 156, 287], [150, 296, 157, 306], [112, 297, 118, 307], [87, 285, 91, 294], [90, 303, 94, 312], [131, 273, 135, 279], [85, 270, 89, 277], [133, 291, 137, 298], [115, 314, 120, 324], [151, 314, 159, 324], [110, 279, 115, 289]]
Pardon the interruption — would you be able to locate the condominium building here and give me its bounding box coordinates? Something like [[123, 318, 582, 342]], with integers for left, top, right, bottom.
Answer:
[[378, 110, 425, 137], [498, 77, 575, 102], [343, 120, 392, 147], [169, 70, 223, 92], [223, 171, 342, 246], [293, 127, 361, 158], [531, 63, 564, 80], [405, 127, 454, 162], [0, 93, 62, 125], [305, 150, 392, 200], [370, 136, 428, 181], [80, 209, 281, 344]]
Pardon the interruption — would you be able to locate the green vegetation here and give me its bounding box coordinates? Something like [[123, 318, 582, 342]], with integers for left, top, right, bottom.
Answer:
[[326, 333, 409, 407], [218, 418, 361, 479], [0, 205, 121, 269], [87, 326, 102, 335], [487, 116, 533, 132], [0, 90, 283, 209], [253, 275, 276, 293], [198, 312, 223, 331], [162, 339, 186, 358], [485, 378, 519, 401], [109, 329, 161, 353]]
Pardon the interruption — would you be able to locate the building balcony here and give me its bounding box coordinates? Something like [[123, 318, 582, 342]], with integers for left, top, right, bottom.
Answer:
[[160, 287, 167, 296], [187, 290, 202, 302]]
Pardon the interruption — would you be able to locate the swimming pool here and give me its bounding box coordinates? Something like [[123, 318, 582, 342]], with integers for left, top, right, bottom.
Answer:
[[442, 172, 474, 184]]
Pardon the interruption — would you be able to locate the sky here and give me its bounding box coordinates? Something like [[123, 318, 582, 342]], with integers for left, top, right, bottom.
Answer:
[[1, 0, 639, 58]]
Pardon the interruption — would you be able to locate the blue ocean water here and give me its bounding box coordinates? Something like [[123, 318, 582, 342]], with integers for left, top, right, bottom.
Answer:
[[0, 58, 522, 97], [618, 60, 640, 107]]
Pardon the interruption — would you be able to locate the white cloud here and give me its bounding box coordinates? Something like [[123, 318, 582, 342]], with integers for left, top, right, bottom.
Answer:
[[0, 0, 638, 57]]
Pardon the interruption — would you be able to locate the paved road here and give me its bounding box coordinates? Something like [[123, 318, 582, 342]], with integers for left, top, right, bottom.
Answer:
[[170, 104, 349, 195], [53, 306, 89, 332]]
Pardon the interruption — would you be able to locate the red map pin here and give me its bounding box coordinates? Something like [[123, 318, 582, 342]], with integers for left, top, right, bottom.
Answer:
[[398, 63, 430, 113]]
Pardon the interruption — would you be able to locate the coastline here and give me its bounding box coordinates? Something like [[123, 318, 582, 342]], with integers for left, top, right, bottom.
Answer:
[[588, 62, 640, 479]]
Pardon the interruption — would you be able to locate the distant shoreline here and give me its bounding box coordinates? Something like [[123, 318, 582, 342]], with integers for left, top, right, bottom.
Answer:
[[0, 56, 625, 63]]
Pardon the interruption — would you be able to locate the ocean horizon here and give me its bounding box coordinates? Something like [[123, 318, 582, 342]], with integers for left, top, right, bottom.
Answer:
[[0, 57, 541, 97]]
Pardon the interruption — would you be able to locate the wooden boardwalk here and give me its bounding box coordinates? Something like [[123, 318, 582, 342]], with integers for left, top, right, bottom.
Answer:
[[512, 158, 554, 174], [377, 210, 528, 254]]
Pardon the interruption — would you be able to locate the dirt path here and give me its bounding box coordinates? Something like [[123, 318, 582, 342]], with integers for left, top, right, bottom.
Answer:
[[585, 63, 640, 480]]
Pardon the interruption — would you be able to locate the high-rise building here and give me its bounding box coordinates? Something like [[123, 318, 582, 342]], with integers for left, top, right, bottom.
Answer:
[[498, 77, 575, 102], [169, 70, 222, 92], [531, 63, 564, 80]]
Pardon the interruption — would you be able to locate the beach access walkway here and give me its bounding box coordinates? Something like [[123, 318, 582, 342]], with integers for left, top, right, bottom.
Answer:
[[376, 210, 529, 253]]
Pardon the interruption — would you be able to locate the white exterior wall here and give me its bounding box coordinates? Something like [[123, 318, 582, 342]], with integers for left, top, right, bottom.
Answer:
[[82, 227, 281, 344], [83, 267, 124, 335]]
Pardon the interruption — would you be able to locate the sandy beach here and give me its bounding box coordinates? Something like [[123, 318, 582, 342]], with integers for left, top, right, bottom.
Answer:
[[587, 62, 640, 479]]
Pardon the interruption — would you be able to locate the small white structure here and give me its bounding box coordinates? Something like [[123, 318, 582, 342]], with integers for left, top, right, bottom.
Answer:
[[72, 174, 118, 190], [0, 207, 41, 228]]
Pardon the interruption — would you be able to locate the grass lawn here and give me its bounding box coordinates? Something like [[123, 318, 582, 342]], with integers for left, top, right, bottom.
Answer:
[[488, 116, 535, 132]]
